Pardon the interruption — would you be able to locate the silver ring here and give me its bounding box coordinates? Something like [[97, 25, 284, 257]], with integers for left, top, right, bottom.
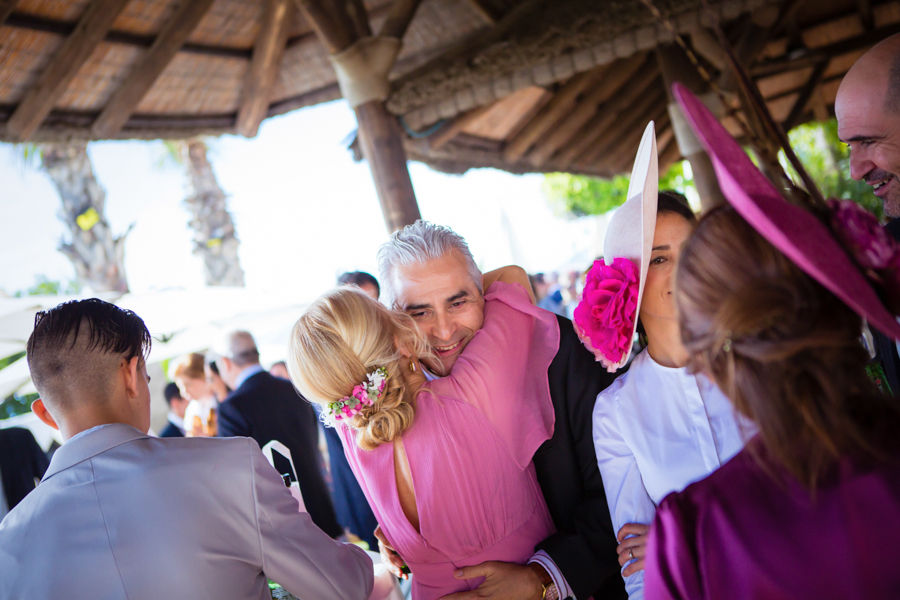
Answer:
[[629, 548, 634, 560]]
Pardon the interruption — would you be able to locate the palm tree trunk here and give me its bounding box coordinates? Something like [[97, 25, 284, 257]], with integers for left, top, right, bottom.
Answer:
[[38, 142, 129, 293], [181, 139, 245, 287]]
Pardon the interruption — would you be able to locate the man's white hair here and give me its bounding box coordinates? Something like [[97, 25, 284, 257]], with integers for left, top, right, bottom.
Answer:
[[213, 330, 260, 366], [378, 220, 483, 308]]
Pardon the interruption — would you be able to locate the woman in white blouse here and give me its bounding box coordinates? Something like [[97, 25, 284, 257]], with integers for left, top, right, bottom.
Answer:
[[592, 192, 751, 599]]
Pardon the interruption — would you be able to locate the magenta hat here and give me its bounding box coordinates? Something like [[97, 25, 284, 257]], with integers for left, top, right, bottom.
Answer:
[[672, 82, 900, 340]]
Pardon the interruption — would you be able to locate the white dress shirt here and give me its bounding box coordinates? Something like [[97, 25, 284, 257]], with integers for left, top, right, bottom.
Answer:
[[0, 423, 373, 600], [593, 349, 753, 599]]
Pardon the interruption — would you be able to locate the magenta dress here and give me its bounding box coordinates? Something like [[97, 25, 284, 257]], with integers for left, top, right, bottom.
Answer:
[[338, 282, 559, 600], [644, 439, 900, 600]]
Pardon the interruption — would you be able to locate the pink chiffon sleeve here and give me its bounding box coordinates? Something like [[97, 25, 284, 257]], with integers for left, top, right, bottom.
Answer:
[[427, 281, 559, 469]]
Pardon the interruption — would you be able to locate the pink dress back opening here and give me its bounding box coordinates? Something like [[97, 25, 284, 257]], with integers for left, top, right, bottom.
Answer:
[[338, 282, 559, 600]]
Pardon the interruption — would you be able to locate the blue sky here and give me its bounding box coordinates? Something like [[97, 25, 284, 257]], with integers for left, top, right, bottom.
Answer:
[[0, 100, 603, 302]]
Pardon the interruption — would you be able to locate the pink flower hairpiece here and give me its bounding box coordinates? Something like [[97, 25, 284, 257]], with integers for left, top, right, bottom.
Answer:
[[573, 257, 639, 372], [325, 367, 388, 425], [828, 200, 900, 314]]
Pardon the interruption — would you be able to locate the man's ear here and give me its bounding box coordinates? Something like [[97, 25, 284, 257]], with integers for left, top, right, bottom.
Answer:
[[32, 399, 59, 431], [123, 356, 141, 398]]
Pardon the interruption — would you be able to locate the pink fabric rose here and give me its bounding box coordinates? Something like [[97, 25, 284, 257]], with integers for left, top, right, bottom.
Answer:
[[573, 257, 639, 368]]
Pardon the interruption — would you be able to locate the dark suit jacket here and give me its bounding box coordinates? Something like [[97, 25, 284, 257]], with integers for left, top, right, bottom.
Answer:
[[158, 422, 184, 438], [0, 427, 49, 510], [534, 314, 626, 600], [872, 219, 900, 394], [218, 370, 343, 538]]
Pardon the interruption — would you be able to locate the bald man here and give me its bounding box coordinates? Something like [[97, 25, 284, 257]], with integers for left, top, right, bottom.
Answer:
[[836, 33, 900, 218], [214, 330, 343, 539]]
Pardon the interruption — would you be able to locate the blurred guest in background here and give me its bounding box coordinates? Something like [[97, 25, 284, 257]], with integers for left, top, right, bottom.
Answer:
[[338, 271, 380, 300], [270, 360, 290, 380], [0, 426, 49, 520], [530, 273, 550, 304], [171, 353, 216, 437], [205, 356, 231, 402], [159, 382, 188, 438], [215, 330, 343, 539], [537, 272, 566, 316]]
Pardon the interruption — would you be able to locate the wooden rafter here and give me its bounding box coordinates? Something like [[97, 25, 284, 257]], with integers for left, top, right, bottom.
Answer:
[[658, 129, 681, 174], [464, 0, 503, 23], [90, 0, 216, 138], [378, 0, 424, 39], [554, 70, 660, 169], [502, 67, 606, 163], [0, 0, 16, 26], [6, 0, 131, 141], [526, 53, 647, 167], [783, 60, 829, 131], [345, 0, 372, 38], [236, 0, 293, 138], [858, 0, 874, 31], [292, 0, 356, 53], [429, 104, 493, 150], [575, 87, 666, 171]]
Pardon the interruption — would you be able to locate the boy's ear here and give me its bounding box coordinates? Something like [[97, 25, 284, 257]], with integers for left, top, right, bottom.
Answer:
[[123, 356, 141, 398], [32, 398, 59, 431]]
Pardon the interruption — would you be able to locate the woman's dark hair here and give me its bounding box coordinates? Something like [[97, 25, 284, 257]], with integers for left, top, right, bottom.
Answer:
[[676, 206, 900, 489], [635, 190, 697, 346]]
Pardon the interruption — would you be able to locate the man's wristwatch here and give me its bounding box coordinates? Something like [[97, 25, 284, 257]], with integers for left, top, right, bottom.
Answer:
[[528, 563, 560, 600]]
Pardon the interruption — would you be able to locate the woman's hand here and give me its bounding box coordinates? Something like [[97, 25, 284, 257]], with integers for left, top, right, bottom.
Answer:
[[482, 266, 536, 304], [374, 524, 408, 580], [616, 523, 650, 577]]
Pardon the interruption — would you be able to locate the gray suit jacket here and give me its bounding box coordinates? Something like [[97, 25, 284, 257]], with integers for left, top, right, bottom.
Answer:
[[0, 424, 373, 600]]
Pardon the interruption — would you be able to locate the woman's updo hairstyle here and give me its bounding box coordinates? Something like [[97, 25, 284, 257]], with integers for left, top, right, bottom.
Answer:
[[676, 205, 900, 489], [288, 287, 432, 451]]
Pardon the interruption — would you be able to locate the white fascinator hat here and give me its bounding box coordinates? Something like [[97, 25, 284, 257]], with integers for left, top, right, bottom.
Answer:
[[575, 122, 658, 372]]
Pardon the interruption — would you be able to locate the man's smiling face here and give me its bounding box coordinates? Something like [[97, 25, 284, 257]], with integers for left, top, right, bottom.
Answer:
[[836, 41, 900, 217], [392, 250, 485, 377]]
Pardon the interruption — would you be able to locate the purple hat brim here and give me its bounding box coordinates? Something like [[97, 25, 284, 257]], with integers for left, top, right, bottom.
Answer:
[[673, 83, 900, 340]]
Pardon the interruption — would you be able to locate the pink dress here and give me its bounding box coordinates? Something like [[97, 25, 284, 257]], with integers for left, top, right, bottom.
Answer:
[[338, 282, 559, 600]]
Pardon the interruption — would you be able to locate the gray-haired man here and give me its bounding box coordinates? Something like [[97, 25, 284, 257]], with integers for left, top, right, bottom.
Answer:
[[376, 222, 625, 600]]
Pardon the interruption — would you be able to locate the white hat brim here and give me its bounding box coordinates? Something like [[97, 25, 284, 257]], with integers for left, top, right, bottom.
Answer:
[[601, 122, 658, 370]]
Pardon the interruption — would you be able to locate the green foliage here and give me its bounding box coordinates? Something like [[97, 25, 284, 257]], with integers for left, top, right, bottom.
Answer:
[[783, 118, 880, 219], [13, 275, 82, 297], [0, 352, 33, 420], [543, 161, 696, 217]]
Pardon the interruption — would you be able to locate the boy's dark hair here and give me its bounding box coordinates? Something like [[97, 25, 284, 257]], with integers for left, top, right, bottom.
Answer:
[[337, 271, 380, 299], [164, 382, 183, 406], [27, 299, 152, 410]]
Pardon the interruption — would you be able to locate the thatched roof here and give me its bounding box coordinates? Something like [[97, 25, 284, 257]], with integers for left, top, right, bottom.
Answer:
[[1, 0, 896, 176]]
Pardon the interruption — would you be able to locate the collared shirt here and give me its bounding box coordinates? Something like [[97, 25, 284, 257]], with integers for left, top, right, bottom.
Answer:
[[424, 364, 574, 599], [66, 423, 114, 446], [593, 349, 753, 599], [166, 413, 185, 433], [234, 364, 265, 390]]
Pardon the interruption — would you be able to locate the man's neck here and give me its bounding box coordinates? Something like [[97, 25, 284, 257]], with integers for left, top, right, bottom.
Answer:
[[234, 363, 265, 389]]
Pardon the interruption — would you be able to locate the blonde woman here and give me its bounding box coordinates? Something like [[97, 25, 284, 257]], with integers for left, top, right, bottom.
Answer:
[[288, 268, 559, 600], [171, 353, 217, 437]]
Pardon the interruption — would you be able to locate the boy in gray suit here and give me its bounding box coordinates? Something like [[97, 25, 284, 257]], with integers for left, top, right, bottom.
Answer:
[[0, 299, 372, 600]]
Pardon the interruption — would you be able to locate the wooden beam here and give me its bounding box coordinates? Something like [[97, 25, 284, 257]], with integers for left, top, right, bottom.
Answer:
[[378, 0, 423, 39], [526, 53, 647, 167], [783, 60, 828, 131], [554, 71, 660, 169], [657, 131, 681, 177], [344, 0, 372, 39], [90, 0, 217, 138], [236, 0, 293, 138], [6, 0, 131, 141], [0, 0, 17, 26], [575, 88, 666, 171], [429, 104, 493, 150], [502, 67, 606, 163], [355, 101, 421, 231], [292, 0, 356, 53], [464, 0, 502, 23], [858, 0, 874, 31]]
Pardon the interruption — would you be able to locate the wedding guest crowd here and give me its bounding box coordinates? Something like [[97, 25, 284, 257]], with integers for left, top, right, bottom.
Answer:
[[3, 33, 900, 600]]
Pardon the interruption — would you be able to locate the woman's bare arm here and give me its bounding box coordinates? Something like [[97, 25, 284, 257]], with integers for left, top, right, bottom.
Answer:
[[481, 266, 536, 304]]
